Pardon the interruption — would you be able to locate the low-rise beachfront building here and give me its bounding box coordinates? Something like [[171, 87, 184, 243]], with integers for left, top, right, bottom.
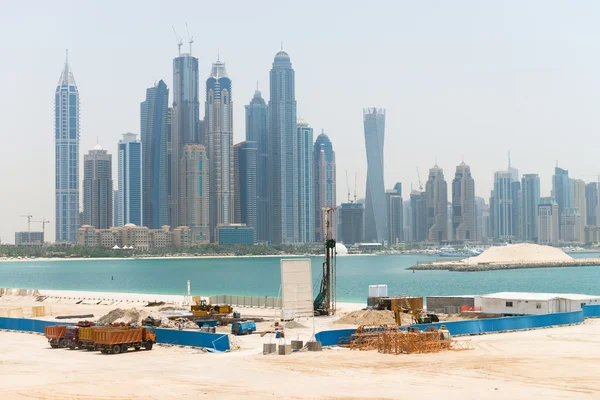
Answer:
[[216, 224, 255, 245], [150, 226, 173, 248], [479, 292, 600, 315], [77, 224, 191, 249]]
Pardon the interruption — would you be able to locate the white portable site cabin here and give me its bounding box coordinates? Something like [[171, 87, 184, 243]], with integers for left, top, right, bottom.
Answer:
[[480, 292, 600, 315]]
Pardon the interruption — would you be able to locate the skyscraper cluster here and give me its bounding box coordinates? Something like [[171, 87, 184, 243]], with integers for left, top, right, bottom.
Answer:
[[55, 46, 337, 246]]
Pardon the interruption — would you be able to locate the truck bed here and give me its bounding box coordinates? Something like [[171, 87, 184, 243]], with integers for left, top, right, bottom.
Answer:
[[93, 328, 143, 345], [45, 325, 67, 339]]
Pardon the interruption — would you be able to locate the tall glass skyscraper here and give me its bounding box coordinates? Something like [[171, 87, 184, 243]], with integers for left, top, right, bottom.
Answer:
[[55, 53, 80, 243], [141, 80, 169, 229], [521, 174, 540, 242], [552, 167, 570, 239], [452, 162, 476, 241], [180, 144, 210, 243], [233, 141, 258, 242], [493, 171, 513, 241], [245, 89, 269, 242], [170, 53, 200, 227], [206, 60, 234, 239], [296, 120, 314, 243], [425, 165, 448, 243], [83, 145, 113, 229], [268, 50, 297, 244], [118, 133, 142, 226], [313, 130, 336, 242], [363, 108, 387, 243]]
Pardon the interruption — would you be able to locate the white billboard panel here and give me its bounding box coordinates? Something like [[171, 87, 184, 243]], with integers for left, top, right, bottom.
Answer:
[[280, 258, 313, 318]]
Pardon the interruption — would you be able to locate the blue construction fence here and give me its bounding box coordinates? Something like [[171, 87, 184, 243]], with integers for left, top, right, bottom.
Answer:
[[583, 304, 600, 318], [0, 317, 230, 352], [315, 309, 589, 347]]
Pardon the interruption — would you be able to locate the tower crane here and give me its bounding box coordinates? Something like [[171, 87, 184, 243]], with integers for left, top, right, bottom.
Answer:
[[172, 26, 183, 56], [416, 167, 423, 192], [185, 22, 194, 55], [345, 170, 351, 203], [354, 172, 358, 203], [20, 214, 33, 244], [33, 218, 50, 245]]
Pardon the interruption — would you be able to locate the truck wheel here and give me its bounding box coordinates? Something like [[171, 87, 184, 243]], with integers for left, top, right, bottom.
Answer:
[[144, 340, 153, 350], [58, 339, 66, 348], [120, 344, 128, 353], [68, 344, 75, 350], [112, 344, 121, 354], [86, 346, 94, 351]]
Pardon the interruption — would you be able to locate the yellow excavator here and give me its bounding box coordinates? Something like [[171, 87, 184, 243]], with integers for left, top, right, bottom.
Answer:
[[393, 297, 439, 326], [190, 297, 233, 317]]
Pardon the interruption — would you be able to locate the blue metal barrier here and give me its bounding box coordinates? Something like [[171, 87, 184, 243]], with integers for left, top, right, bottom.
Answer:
[[410, 310, 583, 336], [315, 310, 585, 346], [155, 328, 230, 352], [583, 304, 600, 318], [0, 317, 230, 352]]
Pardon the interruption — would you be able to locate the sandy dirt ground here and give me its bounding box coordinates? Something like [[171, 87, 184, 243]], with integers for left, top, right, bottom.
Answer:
[[1, 319, 599, 399]]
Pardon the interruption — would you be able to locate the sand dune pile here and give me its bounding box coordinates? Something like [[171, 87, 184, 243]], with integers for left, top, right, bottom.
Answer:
[[463, 244, 573, 265], [334, 310, 396, 326], [98, 308, 149, 324]]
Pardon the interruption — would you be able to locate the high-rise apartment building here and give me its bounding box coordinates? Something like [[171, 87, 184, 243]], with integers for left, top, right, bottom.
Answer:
[[552, 167, 570, 238], [205, 60, 234, 239], [520, 174, 540, 242], [571, 178, 586, 242], [561, 208, 582, 243], [245, 88, 269, 242], [425, 165, 448, 243], [314, 130, 336, 243], [386, 183, 403, 245], [170, 52, 200, 228], [363, 108, 387, 243], [140, 80, 170, 229], [339, 202, 364, 245], [585, 182, 599, 226], [297, 120, 314, 243], [55, 52, 80, 243], [452, 162, 476, 241], [180, 144, 209, 243], [83, 145, 113, 229], [493, 171, 513, 241], [113, 190, 120, 227], [475, 196, 489, 243], [233, 141, 257, 242], [117, 133, 142, 226], [538, 197, 559, 245], [410, 190, 428, 242], [268, 50, 298, 244]]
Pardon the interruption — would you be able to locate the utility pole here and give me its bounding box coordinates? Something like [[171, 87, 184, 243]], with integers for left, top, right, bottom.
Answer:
[[20, 214, 33, 244]]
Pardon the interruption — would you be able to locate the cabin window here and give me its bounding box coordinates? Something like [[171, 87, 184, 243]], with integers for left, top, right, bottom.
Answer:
[[506, 301, 513, 307], [536, 303, 542, 309]]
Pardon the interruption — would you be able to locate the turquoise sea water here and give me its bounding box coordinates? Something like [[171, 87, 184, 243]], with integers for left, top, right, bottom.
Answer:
[[1, 254, 600, 302]]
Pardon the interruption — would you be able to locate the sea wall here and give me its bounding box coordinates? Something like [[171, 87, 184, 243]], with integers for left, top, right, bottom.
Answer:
[[0, 317, 230, 352]]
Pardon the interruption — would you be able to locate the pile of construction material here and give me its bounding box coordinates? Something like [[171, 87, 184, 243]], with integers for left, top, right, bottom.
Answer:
[[346, 325, 472, 355]]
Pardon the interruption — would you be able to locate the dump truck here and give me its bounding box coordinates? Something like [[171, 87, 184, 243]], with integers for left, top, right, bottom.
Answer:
[[45, 325, 68, 348], [93, 327, 156, 354], [79, 324, 115, 351]]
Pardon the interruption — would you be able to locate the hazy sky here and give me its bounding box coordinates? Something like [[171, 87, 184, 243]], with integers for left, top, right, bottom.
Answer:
[[2, 1, 600, 243]]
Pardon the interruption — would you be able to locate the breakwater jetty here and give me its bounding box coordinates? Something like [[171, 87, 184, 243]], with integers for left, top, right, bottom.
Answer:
[[409, 243, 600, 272]]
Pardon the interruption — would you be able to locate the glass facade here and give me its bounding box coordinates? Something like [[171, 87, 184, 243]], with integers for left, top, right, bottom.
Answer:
[[313, 131, 336, 242], [55, 58, 80, 243], [363, 108, 387, 243], [118, 133, 143, 226]]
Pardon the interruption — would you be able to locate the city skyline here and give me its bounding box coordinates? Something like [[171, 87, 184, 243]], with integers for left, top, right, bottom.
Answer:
[[5, 2, 600, 242]]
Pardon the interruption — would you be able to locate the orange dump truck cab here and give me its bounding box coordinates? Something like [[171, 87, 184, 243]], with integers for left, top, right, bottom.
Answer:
[[45, 325, 68, 348], [93, 327, 156, 354]]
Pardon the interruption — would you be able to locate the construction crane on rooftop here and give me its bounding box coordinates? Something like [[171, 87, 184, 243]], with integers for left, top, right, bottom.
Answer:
[[416, 167, 423, 192], [185, 22, 194, 55], [20, 214, 33, 244], [172, 26, 183, 56], [345, 170, 351, 203]]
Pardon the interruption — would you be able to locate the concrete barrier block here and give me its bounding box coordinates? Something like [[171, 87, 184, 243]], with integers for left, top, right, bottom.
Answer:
[[291, 340, 303, 350], [263, 343, 277, 355], [307, 341, 322, 351], [278, 344, 292, 355]]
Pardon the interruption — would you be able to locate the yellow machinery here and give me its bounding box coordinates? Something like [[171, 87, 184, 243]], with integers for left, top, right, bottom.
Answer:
[[393, 304, 439, 325], [190, 298, 233, 317]]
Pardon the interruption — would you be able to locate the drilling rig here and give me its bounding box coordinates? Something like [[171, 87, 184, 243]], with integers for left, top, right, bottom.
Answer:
[[314, 207, 336, 316]]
